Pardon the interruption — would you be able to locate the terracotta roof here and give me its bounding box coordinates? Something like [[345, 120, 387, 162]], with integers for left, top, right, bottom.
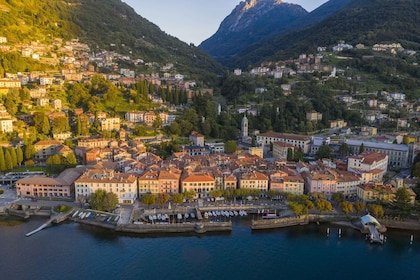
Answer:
[[259, 132, 311, 141]]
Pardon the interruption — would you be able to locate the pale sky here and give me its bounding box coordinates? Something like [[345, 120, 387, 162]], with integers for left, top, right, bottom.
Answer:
[[123, 0, 328, 45]]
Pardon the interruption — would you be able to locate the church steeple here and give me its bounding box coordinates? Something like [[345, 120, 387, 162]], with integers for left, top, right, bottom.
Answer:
[[241, 113, 248, 141]]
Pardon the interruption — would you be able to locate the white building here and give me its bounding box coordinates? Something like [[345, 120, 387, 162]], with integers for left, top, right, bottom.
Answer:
[[0, 119, 13, 133]]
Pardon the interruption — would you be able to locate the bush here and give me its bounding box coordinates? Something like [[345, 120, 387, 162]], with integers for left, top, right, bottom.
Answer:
[[0, 189, 4, 195], [55, 205, 73, 213]]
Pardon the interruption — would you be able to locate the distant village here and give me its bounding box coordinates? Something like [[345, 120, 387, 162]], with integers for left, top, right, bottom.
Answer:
[[0, 36, 419, 207]]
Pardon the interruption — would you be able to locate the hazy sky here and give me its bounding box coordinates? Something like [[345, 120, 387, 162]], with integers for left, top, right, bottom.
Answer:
[[123, 0, 329, 45]]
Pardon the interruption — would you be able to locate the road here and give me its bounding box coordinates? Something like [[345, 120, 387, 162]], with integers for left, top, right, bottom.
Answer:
[[0, 185, 18, 207]]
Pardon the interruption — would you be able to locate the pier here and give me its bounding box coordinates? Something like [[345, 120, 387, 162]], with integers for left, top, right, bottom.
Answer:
[[25, 211, 73, 237]]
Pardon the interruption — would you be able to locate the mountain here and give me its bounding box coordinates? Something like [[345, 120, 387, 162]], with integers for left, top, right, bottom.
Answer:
[[0, 0, 225, 81], [227, 0, 420, 68], [199, 0, 308, 64]]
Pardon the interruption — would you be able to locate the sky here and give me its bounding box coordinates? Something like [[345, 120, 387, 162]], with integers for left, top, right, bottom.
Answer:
[[123, 0, 329, 46]]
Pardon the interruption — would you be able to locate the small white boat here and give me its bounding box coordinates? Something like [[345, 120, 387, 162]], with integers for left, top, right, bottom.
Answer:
[[85, 212, 91, 219], [80, 212, 86, 219], [177, 213, 182, 220], [243, 210, 248, 216], [204, 212, 209, 219], [212, 211, 217, 216], [157, 214, 162, 220], [149, 215, 154, 221], [190, 213, 195, 219], [185, 213, 189, 219], [72, 210, 79, 218], [216, 211, 220, 216], [234, 211, 238, 216], [208, 211, 213, 217], [78, 211, 83, 218], [152, 215, 157, 220], [114, 216, 119, 222], [229, 211, 234, 216]]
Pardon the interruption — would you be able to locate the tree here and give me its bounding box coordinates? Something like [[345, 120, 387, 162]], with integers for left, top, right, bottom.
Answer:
[[46, 154, 66, 174], [102, 192, 119, 212], [33, 112, 50, 135], [354, 201, 365, 215], [51, 116, 70, 134], [0, 148, 6, 172], [368, 204, 384, 218], [287, 148, 294, 161], [171, 193, 184, 207], [359, 143, 365, 154], [209, 190, 223, 201], [157, 193, 170, 208], [90, 189, 107, 211], [315, 199, 333, 212], [16, 145, 23, 166], [340, 201, 354, 215], [141, 194, 156, 209], [315, 142, 334, 160], [224, 140, 237, 154], [65, 152, 78, 166], [4, 149, 12, 170], [183, 190, 196, 201], [394, 187, 412, 213], [7, 147, 17, 168], [338, 142, 350, 157], [24, 143, 36, 160], [331, 192, 345, 205]]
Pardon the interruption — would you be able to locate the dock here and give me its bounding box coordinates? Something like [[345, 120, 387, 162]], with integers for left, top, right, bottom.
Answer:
[[26, 217, 55, 237]]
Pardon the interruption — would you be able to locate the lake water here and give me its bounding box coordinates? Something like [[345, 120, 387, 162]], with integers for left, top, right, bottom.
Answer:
[[0, 217, 419, 280]]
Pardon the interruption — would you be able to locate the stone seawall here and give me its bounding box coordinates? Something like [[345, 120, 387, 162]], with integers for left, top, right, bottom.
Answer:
[[116, 221, 232, 234], [251, 216, 309, 230]]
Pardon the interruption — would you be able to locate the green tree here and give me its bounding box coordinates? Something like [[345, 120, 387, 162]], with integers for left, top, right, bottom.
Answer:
[[224, 140, 237, 154], [359, 143, 365, 154], [209, 190, 223, 201], [51, 116, 70, 134], [102, 192, 119, 212], [0, 148, 6, 172], [141, 194, 156, 209], [287, 148, 294, 161], [157, 193, 170, 208], [368, 204, 384, 218], [4, 149, 12, 170], [90, 189, 107, 211], [354, 201, 365, 215], [340, 201, 354, 215], [7, 147, 17, 168], [16, 145, 23, 166], [46, 154, 66, 174], [24, 143, 36, 160], [171, 193, 184, 207], [338, 142, 351, 157], [65, 152, 78, 166], [331, 192, 345, 205], [315, 142, 334, 160], [394, 187, 412, 213], [33, 112, 51, 135], [183, 190, 196, 201]]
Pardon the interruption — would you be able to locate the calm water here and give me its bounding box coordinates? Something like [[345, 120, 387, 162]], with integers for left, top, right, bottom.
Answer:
[[0, 217, 419, 280]]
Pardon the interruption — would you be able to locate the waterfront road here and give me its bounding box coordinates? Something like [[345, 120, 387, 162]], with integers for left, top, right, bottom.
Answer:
[[0, 185, 18, 207]]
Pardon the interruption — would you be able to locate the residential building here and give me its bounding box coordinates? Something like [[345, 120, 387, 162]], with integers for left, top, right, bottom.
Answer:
[[0, 119, 13, 133], [138, 170, 159, 196], [181, 172, 215, 198], [238, 171, 269, 191], [189, 131, 205, 147], [272, 142, 295, 159], [158, 168, 181, 194], [101, 117, 120, 131], [74, 169, 137, 204], [34, 140, 62, 161]]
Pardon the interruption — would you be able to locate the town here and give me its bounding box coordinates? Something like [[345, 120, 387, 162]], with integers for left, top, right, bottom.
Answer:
[[0, 35, 419, 228]]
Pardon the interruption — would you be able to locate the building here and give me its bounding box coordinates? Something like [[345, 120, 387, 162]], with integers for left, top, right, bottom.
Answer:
[[238, 171, 269, 191], [78, 138, 111, 149], [241, 114, 249, 142], [306, 111, 322, 122], [158, 168, 181, 194], [304, 171, 337, 196], [138, 170, 159, 196], [269, 171, 304, 195], [34, 140, 62, 161], [223, 174, 237, 190], [272, 142, 295, 159], [257, 132, 312, 154], [100, 117, 120, 131], [347, 151, 388, 175], [189, 131, 205, 147], [74, 169, 137, 204], [345, 140, 409, 168], [181, 173, 215, 198], [0, 119, 13, 133]]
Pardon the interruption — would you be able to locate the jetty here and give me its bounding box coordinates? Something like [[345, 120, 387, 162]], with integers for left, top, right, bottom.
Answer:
[[25, 211, 73, 237], [251, 216, 309, 230], [361, 214, 386, 244]]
